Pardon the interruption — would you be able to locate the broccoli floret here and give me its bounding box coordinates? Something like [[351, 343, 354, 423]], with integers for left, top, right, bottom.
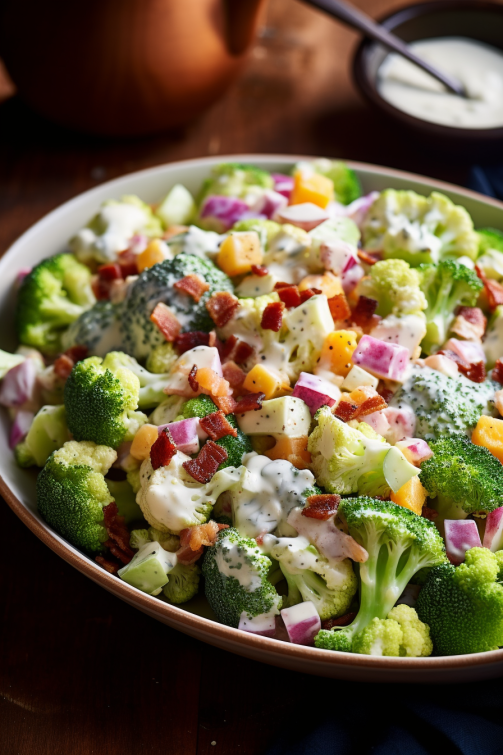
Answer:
[[0, 349, 26, 378], [418, 260, 483, 354], [420, 434, 503, 521], [37, 440, 117, 554], [266, 534, 357, 620], [202, 527, 282, 628], [197, 163, 274, 207], [64, 353, 147, 449], [129, 528, 150, 549], [314, 497, 446, 653], [148, 526, 180, 551], [357, 259, 427, 317], [119, 253, 233, 361], [146, 342, 178, 374], [179, 395, 219, 419], [362, 190, 479, 266], [102, 351, 171, 409], [294, 159, 361, 205], [61, 300, 122, 357], [163, 562, 201, 604], [136, 451, 241, 534], [483, 305, 503, 368], [69, 196, 163, 265], [16, 254, 96, 355], [416, 547, 503, 655], [352, 605, 432, 657], [390, 364, 497, 440], [105, 478, 144, 524], [307, 406, 417, 497], [15, 404, 69, 468], [228, 454, 319, 539]]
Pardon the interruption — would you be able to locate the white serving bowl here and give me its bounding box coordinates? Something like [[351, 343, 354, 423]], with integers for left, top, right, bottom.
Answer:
[[2, 155, 503, 683]]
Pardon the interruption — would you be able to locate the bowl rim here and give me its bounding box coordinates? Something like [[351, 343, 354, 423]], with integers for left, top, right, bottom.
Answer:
[[352, 0, 503, 139], [3, 152, 503, 673]]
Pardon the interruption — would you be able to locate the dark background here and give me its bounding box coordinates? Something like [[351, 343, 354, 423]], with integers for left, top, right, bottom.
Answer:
[[0, 1, 500, 752]]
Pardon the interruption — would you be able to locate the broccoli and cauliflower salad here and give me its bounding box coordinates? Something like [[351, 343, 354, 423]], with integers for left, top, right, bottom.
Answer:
[[7, 159, 503, 658]]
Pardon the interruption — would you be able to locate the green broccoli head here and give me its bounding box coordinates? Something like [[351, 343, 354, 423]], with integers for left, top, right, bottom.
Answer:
[[294, 159, 361, 205], [357, 259, 427, 317], [307, 406, 415, 497], [37, 440, 117, 554], [202, 527, 282, 628], [420, 434, 503, 520], [179, 395, 219, 420], [163, 562, 201, 604], [61, 300, 122, 357], [416, 547, 503, 655], [197, 163, 274, 207], [362, 190, 479, 266], [16, 254, 96, 355], [315, 497, 446, 653], [390, 364, 498, 441], [119, 253, 233, 361], [64, 353, 147, 449], [267, 535, 357, 620], [350, 605, 432, 657], [15, 404, 69, 468], [418, 260, 483, 354], [103, 351, 171, 409]]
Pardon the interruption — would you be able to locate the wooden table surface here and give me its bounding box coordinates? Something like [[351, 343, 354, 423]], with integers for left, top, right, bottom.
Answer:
[[0, 1, 495, 752]]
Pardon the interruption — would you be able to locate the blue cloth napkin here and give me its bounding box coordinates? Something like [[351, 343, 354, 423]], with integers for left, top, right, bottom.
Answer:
[[266, 166, 503, 755]]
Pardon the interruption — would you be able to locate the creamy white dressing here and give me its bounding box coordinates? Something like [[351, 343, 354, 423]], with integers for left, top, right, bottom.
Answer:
[[264, 534, 353, 590], [169, 225, 224, 260], [378, 37, 503, 129], [70, 202, 152, 263], [214, 539, 263, 590]]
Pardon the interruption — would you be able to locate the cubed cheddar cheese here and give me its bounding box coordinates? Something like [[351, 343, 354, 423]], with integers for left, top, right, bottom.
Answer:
[[242, 364, 290, 400], [298, 272, 343, 299], [216, 231, 262, 278], [472, 415, 503, 463], [265, 435, 311, 470], [130, 424, 159, 460], [320, 330, 359, 377], [390, 475, 427, 516], [290, 171, 334, 209], [137, 239, 166, 272]]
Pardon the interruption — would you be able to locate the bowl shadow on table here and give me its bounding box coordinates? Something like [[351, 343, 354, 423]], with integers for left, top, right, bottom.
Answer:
[[311, 101, 503, 179]]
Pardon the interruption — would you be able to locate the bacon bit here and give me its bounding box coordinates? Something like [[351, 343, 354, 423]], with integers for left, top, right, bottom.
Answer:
[[214, 395, 238, 414], [303, 494, 341, 520], [357, 249, 381, 266], [163, 224, 189, 241], [188, 364, 199, 392], [299, 287, 322, 304], [208, 330, 217, 348], [233, 341, 254, 365], [183, 440, 228, 483], [179, 521, 229, 552], [102, 501, 134, 563], [98, 262, 122, 281], [234, 392, 265, 414], [327, 293, 351, 321], [95, 555, 120, 574], [176, 544, 204, 565], [222, 361, 245, 390], [150, 302, 182, 341], [174, 331, 210, 354], [255, 533, 265, 546], [475, 265, 503, 311], [334, 400, 359, 422], [205, 291, 240, 327], [261, 301, 285, 331], [220, 334, 238, 360], [53, 354, 75, 380], [422, 505, 438, 521], [251, 264, 269, 277], [321, 612, 357, 630], [457, 306, 485, 327], [200, 410, 238, 441], [377, 382, 394, 403], [274, 281, 293, 290], [357, 394, 388, 417], [64, 345, 88, 363], [277, 285, 302, 309], [117, 249, 139, 277], [91, 275, 110, 301], [351, 295, 378, 327], [437, 349, 486, 383], [492, 359, 503, 385], [104, 539, 132, 565], [451, 306, 487, 341], [174, 273, 210, 303], [150, 429, 177, 470]]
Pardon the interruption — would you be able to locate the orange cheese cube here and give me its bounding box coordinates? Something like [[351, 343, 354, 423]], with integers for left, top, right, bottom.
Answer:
[[216, 231, 262, 278], [242, 364, 289, 400], [196, 367, 230, 397], [290, 172, 334, 209], [137, 239, 166, 272], [390, 475, 427, 516], [298, 272, 343, 299], [265, 435, 311, 470], [130, 424, 159, 460], [472, 415, 503, 463], [320, 330, 358, 377]]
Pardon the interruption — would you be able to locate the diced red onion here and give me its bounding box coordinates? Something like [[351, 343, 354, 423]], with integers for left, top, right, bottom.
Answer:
[[352, 335, 409, 382], [341, 262, 364, 294], [158, 418, 200, 455], [292, 372, 340, 415], [0, 359, 38, 408], [274, 203, 329, 231], [362, 410, 391, 437], [200, 195, 251, 231], [271, 173, 294, 199], [320, 240, 359, 276], [326, 192, 379, 229], [483, 507, 503, 552], [280, 602, 321, 645], [382, 406, 417, 443], [444, 519, 482, 565], [238, 611, 276, 638], [251, 189, 288, 219], [444, 338, 486, 365], [395, 438, 433, 465], [9, 410, 34, 449], [128, 234, 148, 254]]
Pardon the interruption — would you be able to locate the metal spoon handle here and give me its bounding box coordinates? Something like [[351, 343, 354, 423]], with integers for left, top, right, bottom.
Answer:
[[302, 0, 466, 96]]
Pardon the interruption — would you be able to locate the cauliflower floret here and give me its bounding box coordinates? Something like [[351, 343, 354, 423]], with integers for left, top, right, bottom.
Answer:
[[357, 259, 427, 317], [352, 605, 432, 657]]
